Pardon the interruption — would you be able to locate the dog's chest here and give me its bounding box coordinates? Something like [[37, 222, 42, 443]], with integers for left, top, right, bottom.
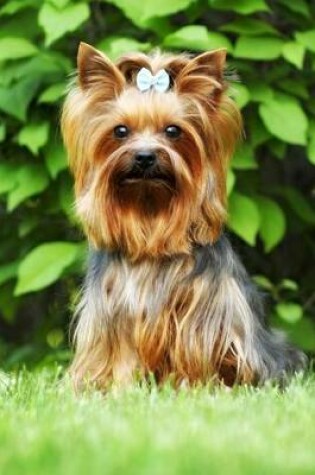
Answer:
[[103, 256, 195, 320]]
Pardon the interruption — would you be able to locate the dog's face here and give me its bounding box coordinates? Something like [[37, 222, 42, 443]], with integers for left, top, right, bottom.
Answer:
[[62, 43, 241, 259], [85, 88, 199, 213]]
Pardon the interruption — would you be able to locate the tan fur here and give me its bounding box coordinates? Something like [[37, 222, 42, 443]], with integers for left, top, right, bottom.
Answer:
[[61, 44, 259, 390], [70, 254, 263, 389], [62, 44, 241, 261]]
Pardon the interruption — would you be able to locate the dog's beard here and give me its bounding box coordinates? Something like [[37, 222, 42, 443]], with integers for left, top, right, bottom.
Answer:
[[105, 146, 188, 216], [116, 171, 176, 217], [77, 146, 201, 259]]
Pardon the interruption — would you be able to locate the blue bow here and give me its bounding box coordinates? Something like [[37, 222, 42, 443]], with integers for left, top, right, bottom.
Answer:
[[136, 67, 170, 93]]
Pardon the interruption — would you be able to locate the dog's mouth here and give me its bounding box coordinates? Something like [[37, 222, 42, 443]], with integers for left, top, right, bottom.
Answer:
[[112, 164, 178, 214], [118, 167, 176, 189]]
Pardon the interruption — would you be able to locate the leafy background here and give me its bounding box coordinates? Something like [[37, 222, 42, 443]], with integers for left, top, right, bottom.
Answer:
[[0, 0, 314, 369]]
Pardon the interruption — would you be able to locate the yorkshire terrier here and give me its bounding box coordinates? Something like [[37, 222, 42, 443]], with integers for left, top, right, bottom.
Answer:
[[62, 42, 306, 389]]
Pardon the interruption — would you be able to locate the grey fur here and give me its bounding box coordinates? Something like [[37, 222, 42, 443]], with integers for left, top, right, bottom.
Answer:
[[72, 235, 306, 387], [192, 236, 306, 383]]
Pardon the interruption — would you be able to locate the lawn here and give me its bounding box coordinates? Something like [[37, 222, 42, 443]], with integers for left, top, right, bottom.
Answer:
[[0, 369, 315, 475]]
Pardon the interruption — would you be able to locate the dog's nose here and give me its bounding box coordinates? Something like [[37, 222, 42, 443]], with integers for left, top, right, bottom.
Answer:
[[134, 150, 156, 170]]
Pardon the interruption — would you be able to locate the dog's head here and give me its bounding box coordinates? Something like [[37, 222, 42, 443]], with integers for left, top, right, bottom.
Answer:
[[62, 43, 241, 259]]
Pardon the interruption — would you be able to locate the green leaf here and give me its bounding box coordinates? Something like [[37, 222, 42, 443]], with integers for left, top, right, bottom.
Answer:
[[0, 163, 18, 194], [278, 0, 310, 18], [232, 144, 257, 170], [45, 140, 67, 179], [0, 10, 40, 40], [0, 122, 6, 143], [106, 0, 194, 27], [282, 41, 305, 69], [220, 18, 278, 36], [226, 169, 235, 196], [0, 37, 38, 61], [234, 36, 284, 60], [58, 175, 75, 219], [247, 82, 274, 103], [39, 1, 90, 46], [295, 30, 315, 54], [0, 78, 40, 121], [0, 262, 18, 286], [0, 62, 34, 86], [279, 279, 299, 291], [17, 122, 50, 155], [47, 328, 64, 348], [287, 318, 315, 351], [15, 242, 80, 295], [268, 139, 287, 160], [255, 196, 286, 252], [249, 114, 271, 147], [276, 302, 303, 324], [210, 0, 269, 15], [307, 120, 315, 165], [98, 37, 151, 60], [278, 79, 309, 100], [18, 215, 39, 238], [0, 52, 70, 87], [38, 83, 65, 104], [259, 93, 308, 145], [163, 26, 232, 52], [139, 17, 172, 37], [49, 0, 71, 8], [228, 192, 260, 245], [229, 83, 250, 109], [0, 0, 39, 16], [7, 165, 49, 211], [282, 188, 315, 225], [0, 284, 19, 323], [205, 32, 233, 52], [253, 275, 273, 291], [23, 51, 71, 76]]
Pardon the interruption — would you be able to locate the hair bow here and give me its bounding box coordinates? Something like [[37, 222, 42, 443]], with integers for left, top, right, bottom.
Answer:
[[136, 68, 170, 93]]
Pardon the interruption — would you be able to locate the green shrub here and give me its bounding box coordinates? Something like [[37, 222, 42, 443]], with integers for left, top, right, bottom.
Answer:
[[0, 0, 314, 367]]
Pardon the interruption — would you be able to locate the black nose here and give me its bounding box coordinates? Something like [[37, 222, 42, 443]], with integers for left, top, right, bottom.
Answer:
[[134, 150, 156, 170]]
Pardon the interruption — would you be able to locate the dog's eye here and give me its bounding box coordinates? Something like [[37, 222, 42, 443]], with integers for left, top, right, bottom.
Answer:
[[165, 125, 182, 139], [114, 125, 130, 139]]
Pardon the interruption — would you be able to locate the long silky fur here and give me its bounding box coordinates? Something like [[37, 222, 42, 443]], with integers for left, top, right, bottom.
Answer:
[[62, 48, 241, 259], [70, 237, 306, 389], [62, 45, 306, 390]]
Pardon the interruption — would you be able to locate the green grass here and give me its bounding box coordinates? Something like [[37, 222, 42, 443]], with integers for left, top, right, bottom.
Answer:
[[0, 369, 315, 475]]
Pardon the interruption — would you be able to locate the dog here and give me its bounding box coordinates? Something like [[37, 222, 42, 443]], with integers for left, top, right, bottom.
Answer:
[[61, 42, 306, 389]]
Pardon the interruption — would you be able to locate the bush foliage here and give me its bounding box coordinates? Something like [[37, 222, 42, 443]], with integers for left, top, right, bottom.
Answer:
[[0, 0, 314, 367]]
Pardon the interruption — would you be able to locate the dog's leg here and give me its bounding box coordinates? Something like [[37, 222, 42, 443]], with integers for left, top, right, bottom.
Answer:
[[213, 272, 307, 385], [180, 238, 307, 386], [200, 237, 307, 385], [112, 340, 139, 388], [70, 316, 139, 390], [70, 250, 142, 390], [69, 336, 112, 391], [229, 253, 307, 384], [69, 250, 115, 390]]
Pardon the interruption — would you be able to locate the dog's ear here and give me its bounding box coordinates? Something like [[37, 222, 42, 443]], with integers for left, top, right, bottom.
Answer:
[[116, 53, 151, 82], [175, 50, 226, 102], [77, 42, 125, 95]]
